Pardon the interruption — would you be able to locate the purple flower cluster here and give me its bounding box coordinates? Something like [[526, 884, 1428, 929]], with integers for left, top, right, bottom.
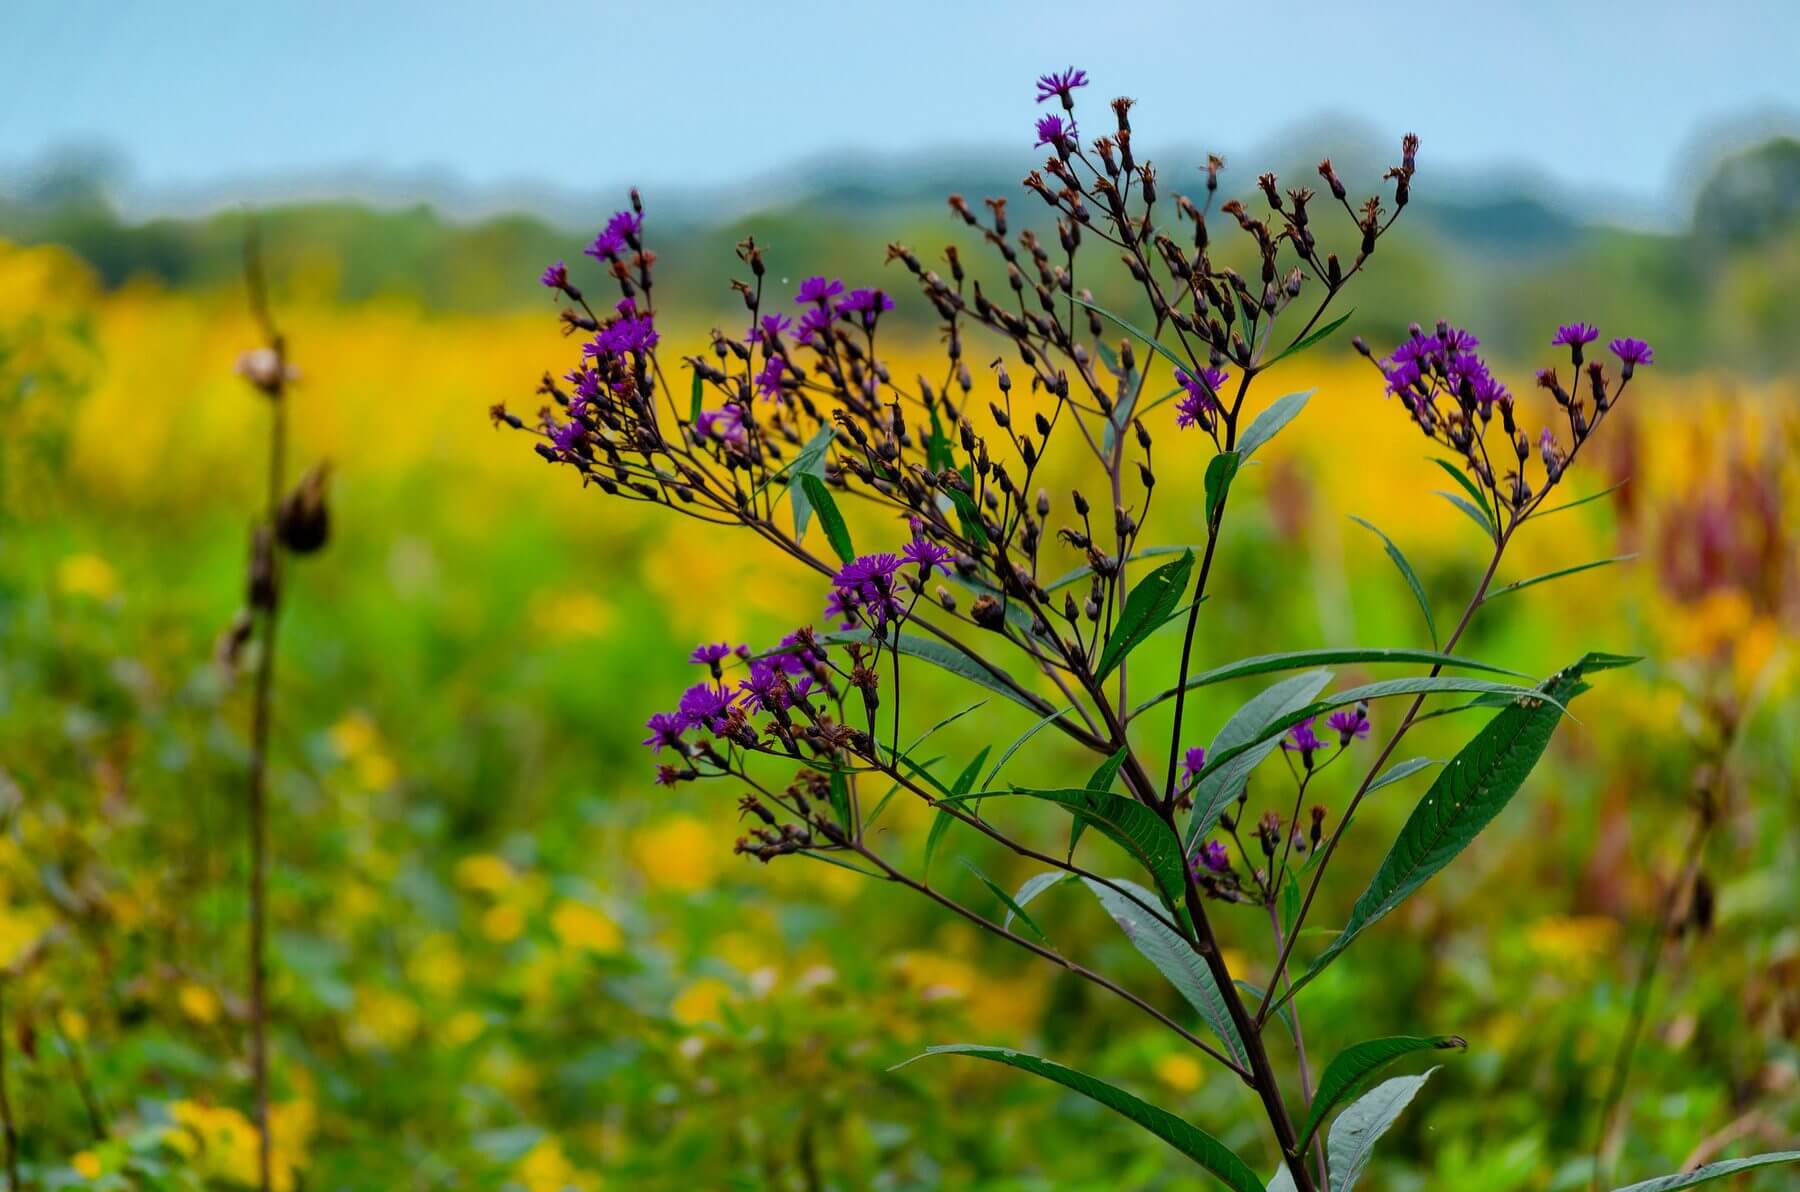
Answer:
[[1192, 839, 1230, 875], [585, 209, 643, 261], [826, 552, 906, 630], [792, 276, 893, 332], [1174, 367, 1230, 431], [584, 298, 659, 358], [1380, 324, 1509, 409], [643, 630, 829, 756]]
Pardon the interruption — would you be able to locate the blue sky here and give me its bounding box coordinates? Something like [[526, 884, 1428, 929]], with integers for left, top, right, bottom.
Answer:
[[5, 0, 1798, 217]]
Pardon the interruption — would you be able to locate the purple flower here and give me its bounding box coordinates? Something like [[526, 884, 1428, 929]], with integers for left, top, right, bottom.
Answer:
[[737, 657, 788, 714], [583, 209, 642, 260], [1281, 718, 1323, 756], [1180, 746, 1207, 787], [1174, 367, 1229, 429], [1035, 114, 1069, 149], [590, 311, 659, 356], [642, 711, 686, 753], [1609, 337, 1654, 376], [754, 356, 789, 401], [689, 642, 740, 667], [795, 306, 834, 341], [754, 313, 792, 344], [1552, 323, 1599, 348], [1327, 707, 1371, 744], [835, 288, 894, 321], [696, 406, 748, 446], [1193, 839, 1230, 874], [795, 276, 844, 306], [828, 552, 906, 629], [540, 261, 569, 291], [1035, 67, 1090, 106], [677, 682, 735, 734], [902, 537, 952, 577], [773, 630, 823, 676], [550, 420, 585, 453], [565, 367, 602, 404]]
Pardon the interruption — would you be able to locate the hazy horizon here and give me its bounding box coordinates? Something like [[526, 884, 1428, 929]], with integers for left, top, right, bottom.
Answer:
[[6, 0, 1800, 229]]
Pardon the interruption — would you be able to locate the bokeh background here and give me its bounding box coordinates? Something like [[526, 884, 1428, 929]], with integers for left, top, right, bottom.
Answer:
[[2, 3, 1798, 1188]]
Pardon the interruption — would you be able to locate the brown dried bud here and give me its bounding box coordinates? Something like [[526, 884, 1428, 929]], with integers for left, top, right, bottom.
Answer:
[[276, 462, 331, 555]]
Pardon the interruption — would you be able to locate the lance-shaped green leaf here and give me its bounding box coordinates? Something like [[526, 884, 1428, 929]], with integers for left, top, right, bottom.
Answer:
[[1265, 309, 1353, 368], [893, 1045, 1265, 1191], [1284, 653, 1639, 1002], [1205, 452, 1241, 522], [688, 367, 704, 422], [1365, 756, 1437, 794], [983, 702, 1073, 788], [1046, 544, 1203, 592], [943, 485, 990, 549], [1533, 478, 1627, 519], [782, 423, 838, 533], [961, 858, 1048, 941], [1483, 554, 1635, 602], [924, 747, 990, 880], [1606, 1151, 1800, 1192], [827, 769, 853, 830], [1133, 647, 1527, 716], [945, 786, 1189, 917], [1097, 550, 1195, 680], [1071, 297, 1195, 378], [1326, 1070, 1438, 1192], [1236, 390, 1313, 459], [1083, 877, 1248, 1068], [825, 629, 1046, 717], [1435, 489, 1496, 539], [1348, 515, 1437, 647], [1070, 745, 1130, 855], [1299, 1036, 1466, 1151], [1186, 670, 1333, 847], [1430, 457, 1496, 527], [1004, 871, 1077, 931], [799, 473, 856, 562]]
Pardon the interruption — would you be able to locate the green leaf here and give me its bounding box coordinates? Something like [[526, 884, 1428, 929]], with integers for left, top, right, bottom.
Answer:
[[1266, 310, 1353, 367], [782, 423, 837, 534], [1133, 647, 1528, 716], [893, 1045, 1265, 1190], [1327, 1070, 1439, 1192], [943, 485, 990, 549], [1348, 516, 1437, 648], [827, 769, 852, 830], [1286, 653, 1638, 1002], [688, 367, 704, 422], [1434, 489, 1496, 539], [1097, 550, 1195, 680], [1235, 979, 1296, 1039], [1365, 756, 1436, 794], [1483, 555, 1635, 602], [1299, 1036, 1466, 1150], [1280, 871, 1302, 939], [1187, 675, 1557, 830], [1004, 871, 1077, 931], [925, 747, 990, 880], [1236, 390, 1313, 459], [954, 786, 1189, 918], [800, 473, 856, 562], [1045, 545, 1204, 593], [1071, 746, 1130, 856], [825, 629, 1045, 717], [1084, 877, 1248, 1068], [962, 858, 1048, 941], [1606, 1151, 1800, 1192], [925, 403, 955, 473], [1205, 452, 1241, 523], [1430, 457, 1496, 526], [1186, 671, 1332, 847], [1533, 478, 1627, 519], [983, 703, 1073, 788], [904, 699, 989, 755], [1071, 297, 1195, 380]]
